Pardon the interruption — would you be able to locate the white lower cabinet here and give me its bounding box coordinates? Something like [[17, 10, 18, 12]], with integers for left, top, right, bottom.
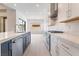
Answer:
[[58, 45, 71, 56], [12, 37, 23, 56], [58, 39, 71, 56], [51, 35, 58, 56], [59, 39, 79, 56], [51, 44, 57, 56], [50, 34, 79, 56]]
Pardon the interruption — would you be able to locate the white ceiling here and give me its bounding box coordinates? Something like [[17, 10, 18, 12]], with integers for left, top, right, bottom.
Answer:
[[4, 3, 49, 17], [16, 3, 49, 17], [3, 3, 16, 10]]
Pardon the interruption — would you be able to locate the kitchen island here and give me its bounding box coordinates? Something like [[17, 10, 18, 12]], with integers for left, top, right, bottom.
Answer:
[[0, 32, 31, 56]]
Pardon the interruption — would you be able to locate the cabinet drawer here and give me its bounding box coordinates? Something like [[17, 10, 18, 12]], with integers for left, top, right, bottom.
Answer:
[[60, 40, 79, 56], [58, 45, 71, 56], [51, 35, 58, 43]]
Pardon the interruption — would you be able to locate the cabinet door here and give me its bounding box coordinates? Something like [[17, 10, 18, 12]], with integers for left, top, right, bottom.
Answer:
[[60, 39, 79, 56], [1, 40, 12, 56], [51, 35, 58, 56], [26, 32, 31, 48], [8, 40, 12, 56], [45, 33, 50, 50], [12, 37, 23, 56], [1, 42, 9, 56], [28, 33, 31, 44], [70, 3, 79, 18], [23, 33, 31, 53], [57, 38, 71, 56], [23, 37, 26, 53], [58, 3, 68, 22], [16, 37, 23, 56], [26, 35, 28, 47]]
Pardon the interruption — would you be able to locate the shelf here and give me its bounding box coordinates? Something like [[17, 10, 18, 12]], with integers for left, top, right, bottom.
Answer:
[[60, 16, 79, 23]]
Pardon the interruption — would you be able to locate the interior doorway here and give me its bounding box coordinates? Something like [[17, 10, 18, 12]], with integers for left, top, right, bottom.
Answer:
[[0, 16, 7, 32]]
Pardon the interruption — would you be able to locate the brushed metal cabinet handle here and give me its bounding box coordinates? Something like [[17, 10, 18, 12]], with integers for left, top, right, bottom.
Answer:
[[61, 44, 69, 50], [12, 40, 16, 43]]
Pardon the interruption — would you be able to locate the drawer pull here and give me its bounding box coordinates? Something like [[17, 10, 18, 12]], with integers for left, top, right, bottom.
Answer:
[[12, 40, 16, 43], [61, 46, 72, 56], [61, 44, 69, 50]]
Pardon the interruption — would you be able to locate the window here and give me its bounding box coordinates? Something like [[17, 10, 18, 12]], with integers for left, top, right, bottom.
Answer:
[[16, 18, 26, 33]]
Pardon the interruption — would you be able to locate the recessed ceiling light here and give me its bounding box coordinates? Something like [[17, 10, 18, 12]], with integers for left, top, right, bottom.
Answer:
[[26, 12, 28, 14], [14, 4, 16, 6], [36, 4, 40, 7]]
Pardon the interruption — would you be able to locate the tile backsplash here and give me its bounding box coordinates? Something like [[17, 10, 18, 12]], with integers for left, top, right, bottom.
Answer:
[[48, 20, 79, 36], [65, 20, 79, 35], [48, 23, 66, 31]]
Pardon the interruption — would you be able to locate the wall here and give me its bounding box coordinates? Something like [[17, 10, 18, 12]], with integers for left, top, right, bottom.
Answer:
[[0, 4, 7, 16], [44, 19, 48, 32], [0, 4, 16, 32], [27, 19, 48, 34], [16, 11, 48, 33], [6, 9, 16, 32]]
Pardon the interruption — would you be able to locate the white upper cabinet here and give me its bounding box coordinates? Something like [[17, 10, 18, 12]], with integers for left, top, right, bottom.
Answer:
[[58, 3, 68, 22], [58, 3, 79, 22], [70, 3, 79, 18]]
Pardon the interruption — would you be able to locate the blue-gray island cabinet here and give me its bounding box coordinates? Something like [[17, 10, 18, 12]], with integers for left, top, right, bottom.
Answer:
[[0, 32, 31, 56]]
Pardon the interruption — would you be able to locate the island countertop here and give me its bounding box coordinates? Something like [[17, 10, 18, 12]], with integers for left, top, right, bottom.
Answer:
[[0, 32, 26, 44]]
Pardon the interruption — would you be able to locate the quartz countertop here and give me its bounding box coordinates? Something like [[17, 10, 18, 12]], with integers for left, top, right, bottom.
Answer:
[[49, 32, 79, 45], [0, 32, 26, 44]]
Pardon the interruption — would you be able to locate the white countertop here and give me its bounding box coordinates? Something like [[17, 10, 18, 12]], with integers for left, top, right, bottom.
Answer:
[[49, 32, 79, 45], [0, 32, 26, 44]]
